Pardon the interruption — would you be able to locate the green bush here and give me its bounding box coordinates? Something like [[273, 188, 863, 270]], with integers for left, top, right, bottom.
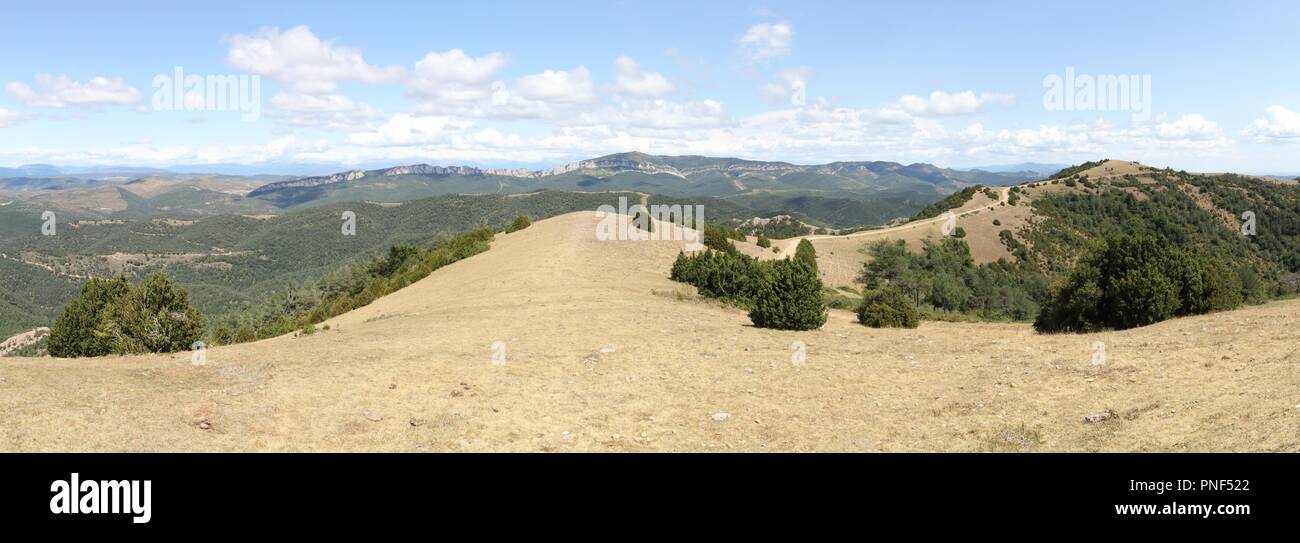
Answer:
[[747, 259, 827, 330], [507, 214, 531, 233], [794, 239, 817, 272], [1034, 235, 1244, 332], [47, 277, 133, 357], [47, 273, 204, 357], [370, 245, 419, 278], [856, 288, 920, 328], [702, 224, 739, 254], [756, 235, 771, 248], [670, 250, 760, 304]]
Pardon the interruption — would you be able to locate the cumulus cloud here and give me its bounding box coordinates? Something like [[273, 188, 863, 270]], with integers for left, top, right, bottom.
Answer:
[[1154, 114, 1224, 141], [6, 74, 143, 108], [896, 90, 1016, 116], [612, 56, 675, 98], [738, 22, 793, 60], [224, 25, 401, 130], [513, 66, 596, 104], [347, 113, 473, 146], [1243, 105, 1300, 142], [226, 25, 404, 94], [407, 49, 508, 103]]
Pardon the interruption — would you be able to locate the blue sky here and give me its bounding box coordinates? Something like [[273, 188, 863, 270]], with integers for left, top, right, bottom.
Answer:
[[1, 0, 1298, 173]]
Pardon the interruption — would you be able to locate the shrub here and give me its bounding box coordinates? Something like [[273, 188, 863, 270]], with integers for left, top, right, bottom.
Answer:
[[47, 277, 133, 357], [794, 239, 817, 272], [951, 226, 967, 238], [370, 245, 419, 278], [702, 224, 738, 254], [756, 235, 771, 248], [856, 288, 920, 328], [670, 250, 760, 305], [748, 259, 827, 330], [507, 214, 531, 233], [47, 273, 203, 357], [992, 219, 1001, 226], [301, 323, 317, 335], [1034, 235, 1243, 332]]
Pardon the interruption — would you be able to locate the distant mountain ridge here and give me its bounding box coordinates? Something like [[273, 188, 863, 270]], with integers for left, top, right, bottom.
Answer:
[[247, 151, 1040, 198]]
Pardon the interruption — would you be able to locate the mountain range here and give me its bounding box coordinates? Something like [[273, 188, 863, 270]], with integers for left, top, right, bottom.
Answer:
[[1, 152, 1049, 228]]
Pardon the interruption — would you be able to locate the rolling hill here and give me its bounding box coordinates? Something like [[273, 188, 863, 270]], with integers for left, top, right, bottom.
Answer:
[[772, 160, 1300, 295], [1, 210, 1297, 452]]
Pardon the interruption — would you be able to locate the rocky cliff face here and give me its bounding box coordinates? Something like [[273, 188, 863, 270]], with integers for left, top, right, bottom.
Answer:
[[247, 169, 366, 196]]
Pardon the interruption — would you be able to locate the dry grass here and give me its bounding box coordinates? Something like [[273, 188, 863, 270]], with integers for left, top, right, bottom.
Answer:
[[2, 211, 1297, 452]]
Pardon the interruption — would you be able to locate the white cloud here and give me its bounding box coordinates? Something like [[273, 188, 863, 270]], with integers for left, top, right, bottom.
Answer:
[[1154, 114, 1223, 141], [954, 115, 1232, 160], [1243, 105, 1300, 142], [613, 55, 674, 98], [757, 66, 810, 105], [226, 26, 404, 94], [347, 113, 472, 146], [224, 25, 402, 131], [0, 108, 32, 127], [268, 93, 385, 130], [896, 90, 1016, 116], [6, 74, 143, 108], [514, 66, 595, 104], [738, 22, 793, 60], [407, 49, 508, 103]]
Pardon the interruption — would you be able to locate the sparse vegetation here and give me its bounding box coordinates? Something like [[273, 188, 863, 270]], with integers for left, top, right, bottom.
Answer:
[[912, 186, 983, 220], [507, 214, 531, 233], [738, 216, 811, 239], [209, 227, 495, 344]]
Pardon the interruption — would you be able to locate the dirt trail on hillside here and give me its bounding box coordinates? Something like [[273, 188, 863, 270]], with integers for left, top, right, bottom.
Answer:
[[2, 211, 1297, 452]]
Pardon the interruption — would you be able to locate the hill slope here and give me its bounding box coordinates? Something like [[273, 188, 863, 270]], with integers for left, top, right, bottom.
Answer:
[[2, 211, 1297, 452], [776, 160, 1300, 291]]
